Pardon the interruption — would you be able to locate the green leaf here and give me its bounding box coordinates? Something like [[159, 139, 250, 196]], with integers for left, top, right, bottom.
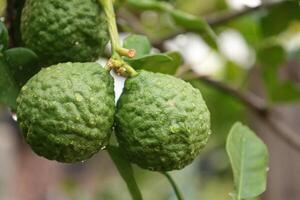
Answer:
[[258, 45, 285, 67], [0, 47, 40, 109], [166, 51, 182, 69], [224, 61, 247, 85], [170, 10, 205, 32], [258, 44, 300, 102], [261, 1, 300, 37], [228, 15, 262, 48], [226, 122, 268, 200], [3, 47, 40, 87], [127, 0, 218, 49], [127, 0, 168, 12], [126, 52, 181, 75], [170, 10, 218, 49], [0, 54, 19, 109], [0, 21, 8, 51], [123, 34, 151, 58], [107, 145, 143, 200]]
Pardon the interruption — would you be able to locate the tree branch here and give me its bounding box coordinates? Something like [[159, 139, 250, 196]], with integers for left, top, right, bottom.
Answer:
[[199, 76, 268, 115], [265, 115, 300, 153], [180, 71, 268, 114], [183, 73, 300, 153], [5, 0, 15, 47], [5, 0, 24, 47]]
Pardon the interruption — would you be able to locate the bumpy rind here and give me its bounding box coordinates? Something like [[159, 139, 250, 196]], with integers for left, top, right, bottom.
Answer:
[[21, 0, 108, 66], [115, 70, 211, 171], [17, 62, 115, 163]]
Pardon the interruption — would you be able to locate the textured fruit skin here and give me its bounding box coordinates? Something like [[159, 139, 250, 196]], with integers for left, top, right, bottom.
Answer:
[[21, 0, 108, 66], [17, 62, 115, 163], [115, 71, 211, 171]]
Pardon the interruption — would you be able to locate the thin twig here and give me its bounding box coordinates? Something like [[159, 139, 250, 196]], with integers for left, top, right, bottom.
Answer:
[[161, 172, 185, 200]]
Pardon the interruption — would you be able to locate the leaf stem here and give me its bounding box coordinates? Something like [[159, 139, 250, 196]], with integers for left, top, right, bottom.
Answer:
[[99, 0, 137, 77], [161, 172, 185, 200]]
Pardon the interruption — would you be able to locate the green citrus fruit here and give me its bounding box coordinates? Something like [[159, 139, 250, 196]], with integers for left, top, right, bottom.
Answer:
[[17, 62, 115, 163], [115, 70, 211, 171], [21, 0, 108, 66]]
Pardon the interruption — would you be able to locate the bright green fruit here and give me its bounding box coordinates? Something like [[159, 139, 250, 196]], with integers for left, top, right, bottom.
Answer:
[[115, 70, 211, 171], [21, 0, 108, 66], [17, 62, 115, 163]]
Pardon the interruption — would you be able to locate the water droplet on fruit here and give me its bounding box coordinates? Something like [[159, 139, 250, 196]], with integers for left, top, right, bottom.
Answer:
[[22, 86, 28, 91], [75, 93, 83, 102]]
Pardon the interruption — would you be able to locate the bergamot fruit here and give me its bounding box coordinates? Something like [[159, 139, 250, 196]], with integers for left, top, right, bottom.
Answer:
[[115, 70, 211, 171], [17, 62, 115, 163], [21, 0, 108, 66]]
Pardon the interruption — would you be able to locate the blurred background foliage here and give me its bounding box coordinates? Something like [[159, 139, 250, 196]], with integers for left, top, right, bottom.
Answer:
[[0, 0, 300, 199]]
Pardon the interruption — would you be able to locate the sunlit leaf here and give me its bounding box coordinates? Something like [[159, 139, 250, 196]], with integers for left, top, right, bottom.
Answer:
[[226, 122, 268, 200], [0, 0, 7, 17]]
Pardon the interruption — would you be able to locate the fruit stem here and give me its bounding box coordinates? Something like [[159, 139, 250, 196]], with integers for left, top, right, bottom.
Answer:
[[117, 47, 136, 58], [100, 0, 119, 53], [107, 56, 138, 77], [161, 172, 185, 200], [99, 0, 138, 77]]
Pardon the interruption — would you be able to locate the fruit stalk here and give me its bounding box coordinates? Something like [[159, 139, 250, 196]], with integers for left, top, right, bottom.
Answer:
[[162, 172, 185, 200], [99, 0, 137, 77], [100, 0, 119, 54]]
